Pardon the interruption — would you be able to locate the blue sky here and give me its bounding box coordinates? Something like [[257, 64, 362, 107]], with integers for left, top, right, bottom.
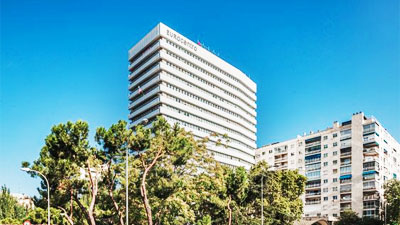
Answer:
[[1, 0, 399, 196]]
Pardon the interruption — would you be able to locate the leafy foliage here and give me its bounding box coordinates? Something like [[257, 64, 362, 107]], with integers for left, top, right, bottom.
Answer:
[[336, 210, 384, 225], [22, 116, 307, 225], [0, 185, 29, 222], [385, 179, 400, 225], [24, 207, 67, 224]]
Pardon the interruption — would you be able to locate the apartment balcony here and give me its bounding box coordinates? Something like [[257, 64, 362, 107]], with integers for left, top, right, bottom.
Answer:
[[275, 149, 287, 155], [305, 141, 321, 148], [305, 183, 321, 189], [275, 155, 288, 162], [340, 206, 352, 211], [340, 179, 352, 184], [363, 194, 379, 201], [363, 148, 379, 156], [363, 201, 380, 210], [363, 156, 379, 163], [363, 185, 377, 191], [278, 164, 288, 170], [363, 175, 379, 181], [307, 176, 321, 181], [340, 148, 352, 157], [305, 158, 321, 164], [363, 134, 379, 147], [340, 184, 352, 193], [340, 198, 352, 203], [305, 149, 321, 156], [306, 193, 321, 198], [340, 134, 352, 141], [305, 200, 321, 205], [340, 161, 352, 166]]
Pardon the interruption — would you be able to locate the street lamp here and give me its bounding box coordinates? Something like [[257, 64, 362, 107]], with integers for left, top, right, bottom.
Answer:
[[261, 166, 277, 225], [21, 168, 50, 225]]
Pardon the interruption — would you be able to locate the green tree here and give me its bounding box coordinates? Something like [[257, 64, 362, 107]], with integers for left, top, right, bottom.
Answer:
[[95, 120, 131, 225], [0, 185, 29, 222], [361, 217, 384, 225], [244, 161, 306, 225], [24, 207, 67, 224], [128, 116, 222, 225], [385, 179, 400, 225], [22, 121, 103, 225], [225, 166, 249, 224], [336, 210, 362, 225]]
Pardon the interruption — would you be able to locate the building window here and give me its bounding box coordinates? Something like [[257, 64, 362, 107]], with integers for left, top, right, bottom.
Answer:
[[333, 133, 338, 138], [324, 197, 328, 201], [324, 179, 328, 184], [262, 152, 265, 155], [333, 151, 338, 156], [333, 187, 338, 191], [323, 136, 328, 140], [333, 160, 338, 165], [333, 195, 338, 200], [333, 169, 338, 174], [323, 188, 328, 192], [333, 178, 338, 182], [333, 213, 338, 217], [333, 142, 338, 147], [324, 144, 328, 149], [324, 162, 328, 166], [324, 153, 328, 158], [269, 150, 273, 153]]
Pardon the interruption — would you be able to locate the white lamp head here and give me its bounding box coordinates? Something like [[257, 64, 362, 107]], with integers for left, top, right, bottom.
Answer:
[[20, 168, 31, 172]]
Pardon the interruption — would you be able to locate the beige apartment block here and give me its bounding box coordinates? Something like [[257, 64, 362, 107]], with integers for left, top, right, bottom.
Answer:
[[256, 112, 400, 222]]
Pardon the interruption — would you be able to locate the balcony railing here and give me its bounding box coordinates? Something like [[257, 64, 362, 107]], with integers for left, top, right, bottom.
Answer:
[[340, 152, 351, 157], [363, 148, 379, 156], [305, 149, 321, 156], [306, 183, 321, 189], [306, 192, 321, 196], [340, 206, 352, 211], [275, 158, 288, 163], [363, 166, 378, 172], [363, 195, 379, 200], [341, 161, 352, 166], [341, 188, 352, 193], [305, 158, 321, 164], [305, 200, 321, 205], [363, 185, 377, 190]]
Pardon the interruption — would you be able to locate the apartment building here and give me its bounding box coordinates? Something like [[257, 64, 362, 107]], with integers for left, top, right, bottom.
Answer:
[[128, 23, 257, 168], [256, 112, 400, 222]]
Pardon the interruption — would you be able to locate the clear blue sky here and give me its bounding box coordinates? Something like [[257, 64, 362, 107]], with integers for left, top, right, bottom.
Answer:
[[1, 0, 399, 196]]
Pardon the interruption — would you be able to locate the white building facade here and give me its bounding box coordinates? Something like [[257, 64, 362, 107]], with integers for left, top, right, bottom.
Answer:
[[256, 112, 400, 222], [128, 23, 257, 168]]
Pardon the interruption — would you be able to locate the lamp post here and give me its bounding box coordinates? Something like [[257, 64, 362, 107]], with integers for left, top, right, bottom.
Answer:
[[21, 168, 50, 225], [261, 166, 277, 225], [126, 118, 148, 225]]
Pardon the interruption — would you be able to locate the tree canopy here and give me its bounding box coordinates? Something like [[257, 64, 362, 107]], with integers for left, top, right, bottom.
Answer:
[[20, 116, 306, 225]]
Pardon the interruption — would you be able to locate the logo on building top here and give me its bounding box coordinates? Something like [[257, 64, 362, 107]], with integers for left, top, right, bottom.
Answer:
[[166, 30, 197, 52]]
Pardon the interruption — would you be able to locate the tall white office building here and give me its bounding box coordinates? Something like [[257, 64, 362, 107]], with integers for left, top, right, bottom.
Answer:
[[128, 23, 257, 168], [256, 112, 400, 222]]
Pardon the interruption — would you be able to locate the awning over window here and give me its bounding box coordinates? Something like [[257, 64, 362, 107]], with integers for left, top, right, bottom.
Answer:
[[362, 171, 377, 175], [340, 174, 352, 180]]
